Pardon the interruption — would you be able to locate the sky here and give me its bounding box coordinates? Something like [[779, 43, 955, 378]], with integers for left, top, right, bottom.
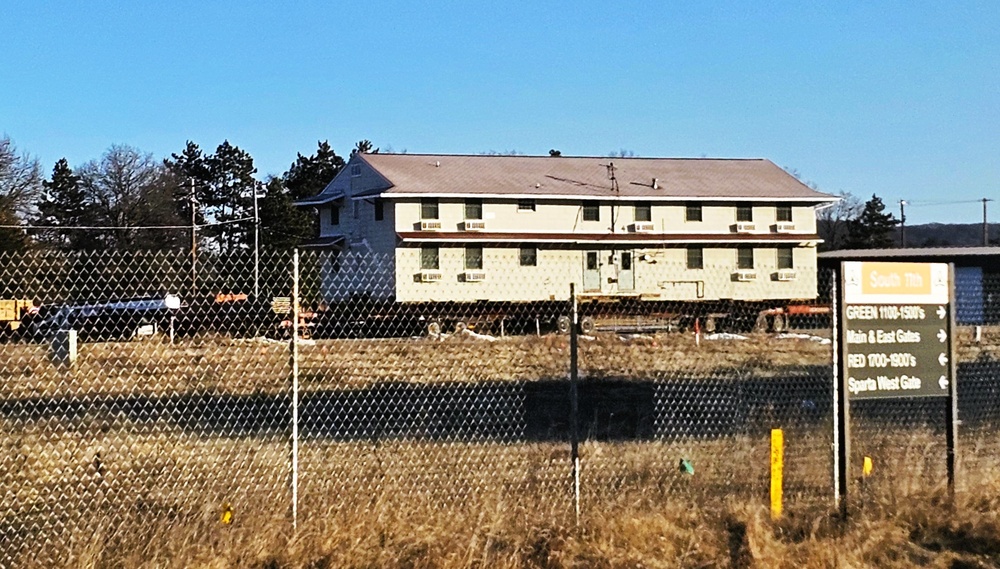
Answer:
[[2, 1, 998, 225]]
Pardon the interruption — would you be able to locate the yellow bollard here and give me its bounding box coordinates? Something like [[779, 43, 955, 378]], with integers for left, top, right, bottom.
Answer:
[[770, 429, 783, 520]]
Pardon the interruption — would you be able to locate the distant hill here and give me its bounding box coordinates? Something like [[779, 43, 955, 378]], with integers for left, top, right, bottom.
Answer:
[[897, 223, 1000, 248]]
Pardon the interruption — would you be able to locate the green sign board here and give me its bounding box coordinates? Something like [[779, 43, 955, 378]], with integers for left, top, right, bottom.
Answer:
[[842, 262, 953, 400]]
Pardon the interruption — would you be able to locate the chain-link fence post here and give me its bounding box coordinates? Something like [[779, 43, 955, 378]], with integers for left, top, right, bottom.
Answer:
[[569, 283, 580, 525], [290, 248, 300, 531]]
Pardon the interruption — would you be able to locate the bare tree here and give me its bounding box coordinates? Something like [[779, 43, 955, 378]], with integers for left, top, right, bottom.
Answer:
[[0, 136, 43, 251], [817, 191, 863, 251], [78, 144, 183, 249]]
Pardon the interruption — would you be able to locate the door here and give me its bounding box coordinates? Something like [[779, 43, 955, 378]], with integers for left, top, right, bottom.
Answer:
[[617, 251, 635, 292], [583, 251, 602, 292]]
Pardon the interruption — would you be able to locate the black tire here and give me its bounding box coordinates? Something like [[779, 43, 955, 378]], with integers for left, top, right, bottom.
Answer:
[[705, 316, 717, 333], [454, 321, 468, 333], [579, 316, 596, 335], [556, 315, 571, 334]]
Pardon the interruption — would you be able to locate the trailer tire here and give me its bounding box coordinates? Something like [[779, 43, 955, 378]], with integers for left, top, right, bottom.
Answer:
[[427, 321, 442, 338], [705, 316, 717, 333], [579, 316, 596, 335], [556, 315, 571, 334], [454, 321, 468, 334]]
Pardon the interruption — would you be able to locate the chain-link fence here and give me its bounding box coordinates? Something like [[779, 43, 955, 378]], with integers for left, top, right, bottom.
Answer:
[[1, 248, 997, 565]]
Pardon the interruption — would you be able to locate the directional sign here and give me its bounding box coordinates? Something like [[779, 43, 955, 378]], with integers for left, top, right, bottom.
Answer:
[[842, 262, 953, 400]]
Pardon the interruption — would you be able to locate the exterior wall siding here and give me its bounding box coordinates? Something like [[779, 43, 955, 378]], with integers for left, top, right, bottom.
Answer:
[[393, 199, 818, 235], [392, 245, 818, 303]]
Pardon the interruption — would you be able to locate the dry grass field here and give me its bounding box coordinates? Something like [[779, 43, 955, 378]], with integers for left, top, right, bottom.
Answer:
[[6, 427, 1000, 568], [3, 326, 1000, 567]]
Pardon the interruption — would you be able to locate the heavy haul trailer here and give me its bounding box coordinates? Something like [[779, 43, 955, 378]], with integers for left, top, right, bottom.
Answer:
[[0, 299, 34, 340], [309, 295, 829, 339]]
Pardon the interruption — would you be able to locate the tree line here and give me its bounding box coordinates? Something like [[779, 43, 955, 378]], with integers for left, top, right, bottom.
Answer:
[[3, 134, 905, 254], [0, 135, 384, 254]]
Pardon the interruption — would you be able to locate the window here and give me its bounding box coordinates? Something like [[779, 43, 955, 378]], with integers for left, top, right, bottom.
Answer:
[[776, 205, 792, 222], [374, 199, 384, 221], [621, 252, 632, 271], [687, 247, 703, 270], [685, 203, 702, 222], [519, 247, 537, 267], [583, 202, 600, 221], [421, 198, 439, 220], [420, 246, 439, 270], [737, 247, 754, 270], [777, 247, 794, 270], [586, 251, 599, 271], [351, 164, 361, 177], [518, 198, 536, 212], [737, 205, 753, 222], [635, 202, 652, 222], [353, 201, 360, 219], [465, 199, 483, 220], [329, 206, 340, 226], [465, 246, 483, 270]]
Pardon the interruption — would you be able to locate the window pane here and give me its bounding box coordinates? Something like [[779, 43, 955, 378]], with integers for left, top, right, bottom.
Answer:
[[737, 205, 753, 222], [737, 247, 754, 269], [777, 247, 794, 269], [776, 205, 792, 222], [465, 246, 483, 270], [621, 252, 632, 271], [421, 246, 439, 270], [329, 206, 339, 226], [421, 198, 439, 219], [635, 203, 651, 222], [687, 247, 703, 270], [686, 203, 702, 222], [518, 199, 536, 211], [583, 203, 600, 221], [586, 252, 599, 271], [465, 199, 482, 220], [375, 199, 384, 221], [519, 247, 537, 266]]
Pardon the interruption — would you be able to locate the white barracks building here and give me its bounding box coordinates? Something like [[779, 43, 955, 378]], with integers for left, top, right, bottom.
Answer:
[[296, 154, 836, 304]]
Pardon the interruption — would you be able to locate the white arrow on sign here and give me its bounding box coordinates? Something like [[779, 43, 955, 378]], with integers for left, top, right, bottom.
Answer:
[[938, 353, 949, 366], [937, 306, 947, 319], [937, 329, 947, 343], [939, 376, 949, 390]]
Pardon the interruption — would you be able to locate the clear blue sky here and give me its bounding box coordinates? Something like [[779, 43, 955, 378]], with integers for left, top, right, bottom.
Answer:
[[2, 1, 998, 224]]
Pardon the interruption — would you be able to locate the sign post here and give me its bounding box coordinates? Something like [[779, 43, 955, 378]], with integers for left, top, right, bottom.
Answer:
[[837, 261, 955, 515]]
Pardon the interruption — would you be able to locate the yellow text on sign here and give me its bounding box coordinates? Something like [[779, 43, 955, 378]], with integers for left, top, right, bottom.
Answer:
[[860, 262, 932, 297], [770, 429, 783, 520]]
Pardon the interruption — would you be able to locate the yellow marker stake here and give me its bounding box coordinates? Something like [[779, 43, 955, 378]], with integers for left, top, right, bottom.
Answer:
[[863, 456, 873, 477], [770, 429, 783, 520]]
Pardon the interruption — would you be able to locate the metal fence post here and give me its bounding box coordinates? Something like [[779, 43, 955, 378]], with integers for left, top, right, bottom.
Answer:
[[946, 263, 959, 498], [569, 283, 580, 525], [291, 248, 300, 531]]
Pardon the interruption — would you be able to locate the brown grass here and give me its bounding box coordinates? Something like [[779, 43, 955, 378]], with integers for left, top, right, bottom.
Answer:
[[3, 327, 1000, 566], [5, 422, 1000, 567]]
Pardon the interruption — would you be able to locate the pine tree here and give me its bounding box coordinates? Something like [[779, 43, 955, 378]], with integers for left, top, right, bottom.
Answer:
[[845, 194, 900, 249], [164, 141, 211, 226], [284, 140, 345, 200], [35, 158, 95, 249], [204, 141, 257, 256], [258, 177, 314, 249]]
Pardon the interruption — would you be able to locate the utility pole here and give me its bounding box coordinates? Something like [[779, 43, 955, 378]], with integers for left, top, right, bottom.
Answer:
[[899, 200, 907, 248], [190, 179, 198, 295], [984, 198, 994, 247]]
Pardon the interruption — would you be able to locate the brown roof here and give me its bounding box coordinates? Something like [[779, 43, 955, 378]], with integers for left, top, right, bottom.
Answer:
[[359, 154, 835, 201]]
